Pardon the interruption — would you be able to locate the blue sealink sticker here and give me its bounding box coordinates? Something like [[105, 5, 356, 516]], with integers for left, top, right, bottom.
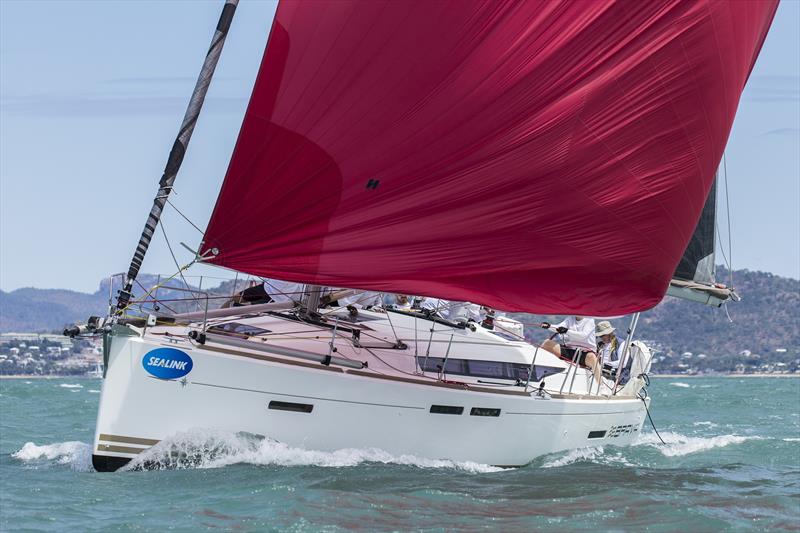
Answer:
[[142, 347, 193, 379]]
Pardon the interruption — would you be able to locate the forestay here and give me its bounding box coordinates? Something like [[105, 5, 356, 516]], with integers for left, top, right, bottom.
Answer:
[[202, 0, 777, 315]]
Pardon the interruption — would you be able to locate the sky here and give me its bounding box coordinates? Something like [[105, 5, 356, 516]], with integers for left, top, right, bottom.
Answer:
[[1, 0, 798, 294]]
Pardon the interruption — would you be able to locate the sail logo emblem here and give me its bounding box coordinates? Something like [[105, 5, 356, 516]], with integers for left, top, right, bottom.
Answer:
[[142, 348, 193, 380]]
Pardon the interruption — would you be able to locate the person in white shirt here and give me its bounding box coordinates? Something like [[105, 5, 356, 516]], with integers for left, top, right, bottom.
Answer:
[[596, 320, 629, 377], [416, 298, 486, 324], [262, 279, 306, 304], [337, 291, 382, 309], [540, 316, 601, 385]]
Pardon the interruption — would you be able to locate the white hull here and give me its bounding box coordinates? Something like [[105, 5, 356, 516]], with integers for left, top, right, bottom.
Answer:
[[92, 312, 649, 470]]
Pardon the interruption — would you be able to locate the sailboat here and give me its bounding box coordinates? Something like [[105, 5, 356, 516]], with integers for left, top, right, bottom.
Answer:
[[87, 360, 103, 379], [66, 0, 778, 472]]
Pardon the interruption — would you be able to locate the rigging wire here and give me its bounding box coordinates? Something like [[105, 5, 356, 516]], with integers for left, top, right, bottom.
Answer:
[[722, 152, 734, 289], [714, 202, 732, 272], [715, 153, 734, 287], [166, 198, 205, 235], [115, 261, 195, 317], [159, 218, 202, 309], [713, 154, 736, 323], [133, 277, 178, 315], [383, 305, 402, 345]]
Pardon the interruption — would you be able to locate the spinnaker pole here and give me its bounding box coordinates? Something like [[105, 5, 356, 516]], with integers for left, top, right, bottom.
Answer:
[[115, 0, 238, 313]]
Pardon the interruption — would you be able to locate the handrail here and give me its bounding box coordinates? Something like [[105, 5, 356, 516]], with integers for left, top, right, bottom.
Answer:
[[559, 348, 583, 394], [172, 301, 296, 321], [196, 330, 366, 370]]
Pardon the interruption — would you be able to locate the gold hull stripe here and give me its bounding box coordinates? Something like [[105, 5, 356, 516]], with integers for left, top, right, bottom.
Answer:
[[96, 443, 146, 455], [98, 433, 159, 446]]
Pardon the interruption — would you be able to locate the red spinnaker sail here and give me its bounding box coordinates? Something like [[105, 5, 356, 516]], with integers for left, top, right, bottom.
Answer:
[[202, 0, 777, 315]]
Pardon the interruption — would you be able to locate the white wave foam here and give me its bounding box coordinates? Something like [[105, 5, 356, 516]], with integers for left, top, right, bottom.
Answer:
[[59, 383, 83, 389], [541, 446, 635, 468], [88, 389, 100, 393], [542, 446, 604, 468], [669, 382, 691, 388], [635, 431, 755, 457], [124, 429, 502, 473], [12, 441, 92, 471], [692, 421, 718, 428], [782, 437, 800, 442]]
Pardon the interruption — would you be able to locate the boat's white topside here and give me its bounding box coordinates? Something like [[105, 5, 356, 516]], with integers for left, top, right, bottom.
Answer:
[[145, 306, 614, 397]]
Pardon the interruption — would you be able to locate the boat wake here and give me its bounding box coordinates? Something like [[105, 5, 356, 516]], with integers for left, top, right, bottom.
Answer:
[[541, 446, 634, 468], [634, 431, 758, 457], [539, 431, 759, 467]]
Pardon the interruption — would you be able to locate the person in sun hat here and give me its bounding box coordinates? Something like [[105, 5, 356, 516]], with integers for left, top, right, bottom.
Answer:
[[596, 320, 627, 372]]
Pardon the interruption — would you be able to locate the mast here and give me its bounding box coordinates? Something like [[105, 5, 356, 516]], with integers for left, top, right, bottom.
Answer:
[[115, 0, 238, 313]]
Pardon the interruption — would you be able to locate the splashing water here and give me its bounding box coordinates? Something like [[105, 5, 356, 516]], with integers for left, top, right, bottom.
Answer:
[[634, 431, 757, 457], [536, 430, 758, 468], [120, 429, 503, 473], [542, 446, 606, 468], [12, 441, 93, 471], [9, 429, 761, 476]]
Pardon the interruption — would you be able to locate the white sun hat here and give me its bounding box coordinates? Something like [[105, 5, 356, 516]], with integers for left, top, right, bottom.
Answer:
[[595, 320, 616, 336]]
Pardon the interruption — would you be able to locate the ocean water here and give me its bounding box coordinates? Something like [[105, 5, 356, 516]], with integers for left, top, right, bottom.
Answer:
[[1, 377, 798, 532]]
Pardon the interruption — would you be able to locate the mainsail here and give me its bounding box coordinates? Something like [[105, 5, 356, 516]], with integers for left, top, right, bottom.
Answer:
[[202, 0, 777, 315], [667, 175, 735, 307], [674, 177, 718, 285]]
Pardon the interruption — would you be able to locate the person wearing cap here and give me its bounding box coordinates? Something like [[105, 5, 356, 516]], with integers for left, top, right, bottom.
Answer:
[[596, 320, 627, 375], [539, 316, 601, 385]]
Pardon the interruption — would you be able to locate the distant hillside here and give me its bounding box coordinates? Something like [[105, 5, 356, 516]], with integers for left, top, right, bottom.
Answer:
[[1, 268, 798, 370], [636, 267, 799, 358], [0, 274, 230, 333], [0, 288, 106, 333]]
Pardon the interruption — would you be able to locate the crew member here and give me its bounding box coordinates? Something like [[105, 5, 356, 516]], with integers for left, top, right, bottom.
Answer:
[[596, 320, 629, 382], [540, 316, 601, 385]]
